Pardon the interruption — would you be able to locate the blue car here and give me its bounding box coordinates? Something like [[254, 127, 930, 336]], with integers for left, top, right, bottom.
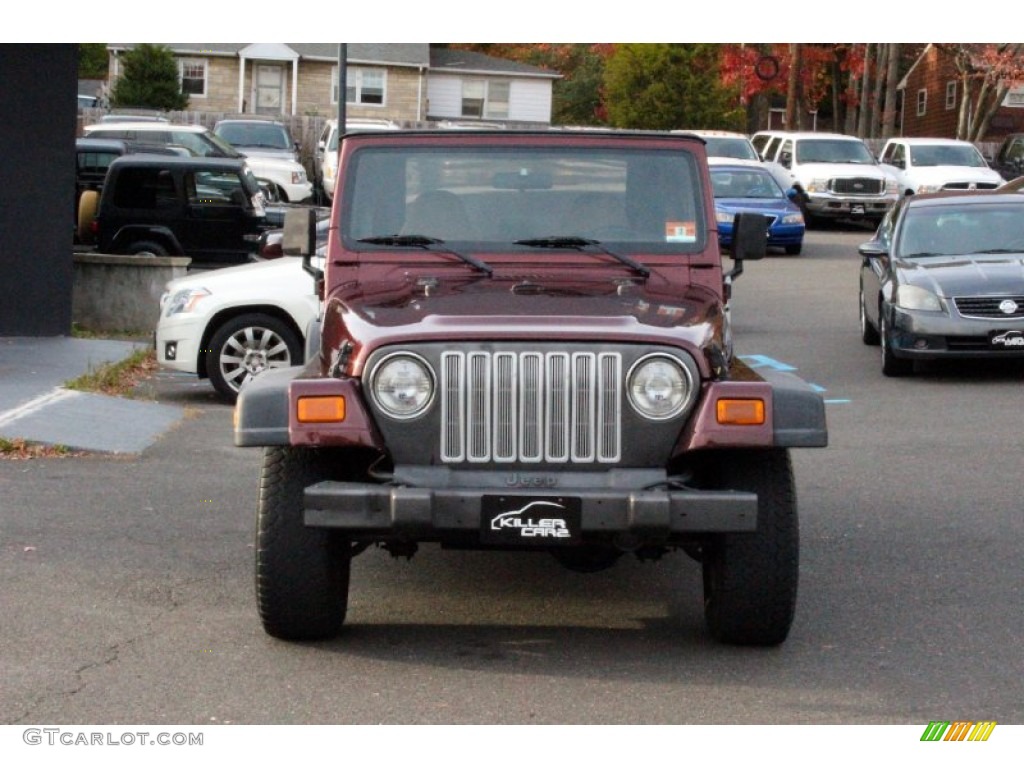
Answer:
[[711, 162, 806, 255]]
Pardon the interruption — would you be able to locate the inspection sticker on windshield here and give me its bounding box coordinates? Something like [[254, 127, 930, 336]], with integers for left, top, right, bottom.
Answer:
[[481, 496, 582, 546], [665, 221, 697, 243]]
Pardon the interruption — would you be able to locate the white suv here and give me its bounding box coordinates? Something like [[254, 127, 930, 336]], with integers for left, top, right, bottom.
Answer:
[[878, 137, 1003, 196], [315, 118, 401, 201], [758, 131, 898, 224], [84, 121, 313, 203]]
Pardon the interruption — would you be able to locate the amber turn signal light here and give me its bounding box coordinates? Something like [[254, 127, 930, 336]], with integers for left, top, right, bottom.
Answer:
[[716, 398, 765, 425], [297, 396, 346, 423]]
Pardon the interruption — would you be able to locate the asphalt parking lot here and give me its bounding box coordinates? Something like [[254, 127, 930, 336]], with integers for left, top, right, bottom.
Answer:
[[1, 222, 1022, 734]]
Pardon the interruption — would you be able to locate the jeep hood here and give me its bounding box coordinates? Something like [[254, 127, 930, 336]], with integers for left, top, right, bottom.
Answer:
[[326, 271, 725, 357]]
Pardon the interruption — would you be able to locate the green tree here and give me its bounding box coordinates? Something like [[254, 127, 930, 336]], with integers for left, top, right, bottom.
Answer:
[[603, 44, 744, 130], [77, 44, 108, 79], [110, 43, 188, 111]]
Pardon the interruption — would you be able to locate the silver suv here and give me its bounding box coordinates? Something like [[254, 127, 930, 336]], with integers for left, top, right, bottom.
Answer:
[[757, 131, 898, 224]]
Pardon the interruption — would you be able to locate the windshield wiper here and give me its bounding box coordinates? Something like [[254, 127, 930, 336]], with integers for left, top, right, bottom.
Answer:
[[973, 248, 1022, 254], [357, 234, 493, 276], [514, 236, 651, 278]]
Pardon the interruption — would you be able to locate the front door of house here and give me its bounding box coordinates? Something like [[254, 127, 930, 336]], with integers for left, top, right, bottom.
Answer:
[[254, 65, 284, 115]]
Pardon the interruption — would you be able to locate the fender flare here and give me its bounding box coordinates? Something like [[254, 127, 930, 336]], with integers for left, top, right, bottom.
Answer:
[[109, 225, 183, 255]]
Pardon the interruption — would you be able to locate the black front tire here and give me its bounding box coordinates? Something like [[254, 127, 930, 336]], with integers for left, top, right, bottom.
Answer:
[[859, 284, 880, 345], [206, 313, 302, 402], [701, 449, 799, 646], [256, 446, 351, 641], [880, 310, 913, 376]]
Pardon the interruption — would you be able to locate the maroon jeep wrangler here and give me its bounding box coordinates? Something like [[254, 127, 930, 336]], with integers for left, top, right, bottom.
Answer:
[[234, 129, 827, 646]]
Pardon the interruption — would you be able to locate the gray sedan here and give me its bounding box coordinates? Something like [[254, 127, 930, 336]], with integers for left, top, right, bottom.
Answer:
[[859, 191, 1024, 376]]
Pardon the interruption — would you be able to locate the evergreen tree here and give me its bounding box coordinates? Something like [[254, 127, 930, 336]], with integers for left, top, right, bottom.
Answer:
[[603, 44, 744, 131], [110, 44, 188, 111]]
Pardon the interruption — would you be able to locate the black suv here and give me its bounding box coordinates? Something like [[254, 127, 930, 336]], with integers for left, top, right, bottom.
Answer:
[[81, 155, 273, 267], [74, 137, 185, 243]]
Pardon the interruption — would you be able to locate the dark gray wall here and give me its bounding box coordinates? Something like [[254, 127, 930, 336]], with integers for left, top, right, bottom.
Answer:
[[0, 45, 77, 336]]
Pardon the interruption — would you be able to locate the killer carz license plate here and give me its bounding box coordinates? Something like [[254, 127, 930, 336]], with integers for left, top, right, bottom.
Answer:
[[480, 495, 582, 546]]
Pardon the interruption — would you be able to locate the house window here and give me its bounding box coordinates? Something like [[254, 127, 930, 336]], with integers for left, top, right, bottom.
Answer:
[[461, 80, 510, 119], [333, 66, 386, 106], [179, 59, 207, 98], [945, 81, 956, 110], [916, 89, 927, 117]]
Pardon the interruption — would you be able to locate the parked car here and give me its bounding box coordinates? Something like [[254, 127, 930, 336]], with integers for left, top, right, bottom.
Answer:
[[74, 137, 186, 242], [77, 94, 99, 108], [678, 130, 760, 162], [858, 190, 1024, 376], [989, 133, 1024, 181], [213, 118, 301, 165], [759, 131, 898, 225], [79, 155, 273, 267], [878, 137, 1003, 196], [156, 254, 322, 400], [315, 118, 401, 201], [83, 121, 313, 203], [710, 162, 805, 255]]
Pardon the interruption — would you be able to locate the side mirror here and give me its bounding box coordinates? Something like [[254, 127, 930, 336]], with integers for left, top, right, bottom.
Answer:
[[858, 241, 888, 259], [786, 187, 799, 201], [282, 207, 323, 283], [724, 212, 768, 282]]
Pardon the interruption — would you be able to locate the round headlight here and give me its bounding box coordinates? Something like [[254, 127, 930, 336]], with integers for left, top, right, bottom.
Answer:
[[370, 353, 435, 419], [627, 354, 694, 421]]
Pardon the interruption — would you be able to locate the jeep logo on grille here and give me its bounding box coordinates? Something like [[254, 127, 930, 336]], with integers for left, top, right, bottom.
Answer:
[[999, 299, 1019, 315]]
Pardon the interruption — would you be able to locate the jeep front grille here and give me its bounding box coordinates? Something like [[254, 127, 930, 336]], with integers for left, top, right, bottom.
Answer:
[[829, 177, 884, 195], [440, 351, 622, 464]]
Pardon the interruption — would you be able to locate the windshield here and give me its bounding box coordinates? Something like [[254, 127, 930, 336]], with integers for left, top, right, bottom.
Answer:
[[342, 145, 707, 255], [711, 168, 784, 199], [897, 203, 1024, 257], [909, 144, 987, 168], [216, 123, 291, 150], [703, 137, 759, 161], [796, 139, 875, 164]]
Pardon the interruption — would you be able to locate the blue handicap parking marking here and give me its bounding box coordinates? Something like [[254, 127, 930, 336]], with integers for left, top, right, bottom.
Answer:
[[740, 355, 849, 405]]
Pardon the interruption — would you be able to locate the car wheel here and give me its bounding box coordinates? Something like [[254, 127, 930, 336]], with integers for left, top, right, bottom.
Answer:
[[127, 240, 169, 257], [859, 284, 880, 345], [77, 190, 99, 243], [701, 448, 799, 646], [880, 309, 912, 376], [206, 314, 302, 402], [784, 243, 802, 256], [256, 446, 351, 641]]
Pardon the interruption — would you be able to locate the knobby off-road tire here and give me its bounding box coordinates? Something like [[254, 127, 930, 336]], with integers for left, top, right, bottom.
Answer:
[[701, 449, 799, 646], [256, 446, 351, 641]]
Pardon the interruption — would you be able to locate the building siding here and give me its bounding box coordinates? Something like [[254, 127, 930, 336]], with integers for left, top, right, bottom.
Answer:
[[902, 45, 1024, 141]]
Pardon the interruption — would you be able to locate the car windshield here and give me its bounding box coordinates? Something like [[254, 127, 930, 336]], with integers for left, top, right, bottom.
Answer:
[[796, 139, 875, 164], [703, 137, 759, 161], [344, 144, 706, 255], [897, 203, 1024, 257], [711, 169, 784, 199], [909, 144, 987, 167], [216, 123, 291, 150]]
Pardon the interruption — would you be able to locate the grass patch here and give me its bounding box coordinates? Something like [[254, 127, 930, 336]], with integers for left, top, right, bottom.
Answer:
[[0, 437, 81, 460], [64, 347, 158, 397], [71, 324, 150, 342]]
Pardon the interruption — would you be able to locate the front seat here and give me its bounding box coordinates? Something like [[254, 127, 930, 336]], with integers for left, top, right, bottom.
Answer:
[[401, 190, 475, 241]]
